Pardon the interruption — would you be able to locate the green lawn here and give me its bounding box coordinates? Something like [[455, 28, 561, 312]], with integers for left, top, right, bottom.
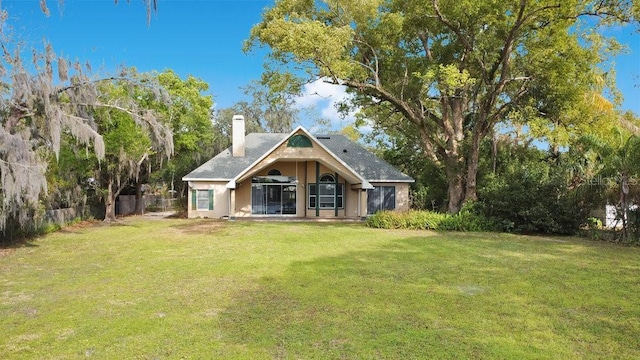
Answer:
[[1, 218, 639, 359]]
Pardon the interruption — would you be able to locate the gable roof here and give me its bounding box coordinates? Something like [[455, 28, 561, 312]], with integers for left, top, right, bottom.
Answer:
[[182, 129, 413, 184]]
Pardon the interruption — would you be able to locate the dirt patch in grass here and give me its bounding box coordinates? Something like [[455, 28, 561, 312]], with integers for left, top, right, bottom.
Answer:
[[0, 248, 14, 258], [171, 219, 227, 235]]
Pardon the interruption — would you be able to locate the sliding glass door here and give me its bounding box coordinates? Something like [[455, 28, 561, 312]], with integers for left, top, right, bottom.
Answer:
[[251, 176, 297, 215]]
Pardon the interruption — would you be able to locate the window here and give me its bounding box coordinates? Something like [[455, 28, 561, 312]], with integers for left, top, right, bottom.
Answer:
[[251, 184, 297, 215], [288, 134, 313, 148], [192, 189, 213, 211], [367, 186, 395, 214], [267, 169, 281, 176], [308, 174, 344, 209]]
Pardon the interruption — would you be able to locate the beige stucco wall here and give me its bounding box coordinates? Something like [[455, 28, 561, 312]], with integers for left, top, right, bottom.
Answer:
[[187, 181, 229, 219], [186, 178, 411, 219], [232, 160, 366, 219]]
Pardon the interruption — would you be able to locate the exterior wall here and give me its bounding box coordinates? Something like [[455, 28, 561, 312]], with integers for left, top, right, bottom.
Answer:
[[394, 183, 411, 211], [187, 178, 410, 219], [232, 160, 365, 219], [187, 181, 229, 219]]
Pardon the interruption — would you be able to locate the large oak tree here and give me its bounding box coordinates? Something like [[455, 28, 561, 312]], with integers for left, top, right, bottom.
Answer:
[[248, 0, 636, 212]]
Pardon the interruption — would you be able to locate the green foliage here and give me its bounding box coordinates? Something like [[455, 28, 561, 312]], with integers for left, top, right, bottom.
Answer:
[[150, 70, 216, 197], [249, 0, 636, 213], [366, 210, 445, 230], [584, 217, 604, 241], [477, 151, 588, 235], [438, 206, 500, 232], [366, 209, 497, 232], [87, 76, 174, 221], [574, 117, 640, 242]]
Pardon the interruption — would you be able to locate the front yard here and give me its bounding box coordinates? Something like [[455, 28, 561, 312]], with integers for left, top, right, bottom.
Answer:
[[1, 218, 639, 359]]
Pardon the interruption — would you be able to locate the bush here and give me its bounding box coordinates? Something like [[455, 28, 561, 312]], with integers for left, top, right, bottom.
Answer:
[[477, 162, 588, 235], [366, 210, 497, 232], [438, 209, 500, 232]]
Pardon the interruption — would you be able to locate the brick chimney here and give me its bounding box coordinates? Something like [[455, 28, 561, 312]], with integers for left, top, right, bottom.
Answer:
[[232, 115, 245, 157]]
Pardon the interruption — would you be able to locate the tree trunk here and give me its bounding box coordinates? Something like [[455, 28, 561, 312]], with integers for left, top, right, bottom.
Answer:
[[441, 96, 468, 213], [444, 154, 466, 214], [446, 173, 465, 214], [104, 179, 116, 222], [620, 172, 629, 242], [465, 133, 482, 203], [134, 181, 144, 215]]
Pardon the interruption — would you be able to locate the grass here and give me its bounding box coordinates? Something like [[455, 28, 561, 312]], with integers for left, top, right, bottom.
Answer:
[[1, 218, 639, 359]]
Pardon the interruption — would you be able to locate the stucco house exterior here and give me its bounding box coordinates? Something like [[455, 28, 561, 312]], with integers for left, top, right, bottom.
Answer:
[[183, 115, 414, 219]]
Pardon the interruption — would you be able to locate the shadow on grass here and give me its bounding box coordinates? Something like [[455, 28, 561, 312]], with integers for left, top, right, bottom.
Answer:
[[217, 233, 637, 359], [216, 236, 496, 359], [0, 238, 39, 254], [1, 223, 45, 250]]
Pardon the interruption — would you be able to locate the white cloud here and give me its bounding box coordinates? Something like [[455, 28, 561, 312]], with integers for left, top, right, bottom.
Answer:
[[293, 78, 358, 130]]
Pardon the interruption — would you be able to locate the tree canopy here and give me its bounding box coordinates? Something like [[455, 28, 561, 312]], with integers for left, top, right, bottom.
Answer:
[[0, 7, 171, 232], [248, 0, 637, 212]]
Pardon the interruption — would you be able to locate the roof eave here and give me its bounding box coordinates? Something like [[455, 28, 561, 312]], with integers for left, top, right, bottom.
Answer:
[[182, 177, 232, 182], [367, 179, 415, 183]]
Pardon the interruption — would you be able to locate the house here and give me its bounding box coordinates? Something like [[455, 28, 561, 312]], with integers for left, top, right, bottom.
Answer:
[[182, 115, 414, 219]]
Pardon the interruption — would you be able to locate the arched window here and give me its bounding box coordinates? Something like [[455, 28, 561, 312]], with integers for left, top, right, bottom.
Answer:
[[288, 134, 313, 148], [320, 174, 335, 183], [268, 169, 282, 176]]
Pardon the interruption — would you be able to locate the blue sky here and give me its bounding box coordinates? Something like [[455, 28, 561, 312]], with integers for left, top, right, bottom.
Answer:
[[2, 0, 639, 127]]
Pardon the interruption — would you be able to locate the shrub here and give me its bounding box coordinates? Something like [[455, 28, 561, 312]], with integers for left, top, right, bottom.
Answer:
[[366, 210, 497, 232], [477, 163, 588, 235], [438, 210, 499, 232]]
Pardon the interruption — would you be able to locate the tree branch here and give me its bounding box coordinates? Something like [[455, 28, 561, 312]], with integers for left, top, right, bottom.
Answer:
[[432, 0, 473, 53], [417, 30, 433, 62]]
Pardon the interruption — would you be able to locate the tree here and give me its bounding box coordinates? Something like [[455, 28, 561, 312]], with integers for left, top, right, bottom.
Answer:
[[217, 80, 300, 134], [149, 70, 215, 199], [477, 139, 590, 234], [577, 112, 640, 242], [0, 20, 99, 230], [0, 1, 165, 235], [90, 79, 173, 222], [248, 0, 636, 213]]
